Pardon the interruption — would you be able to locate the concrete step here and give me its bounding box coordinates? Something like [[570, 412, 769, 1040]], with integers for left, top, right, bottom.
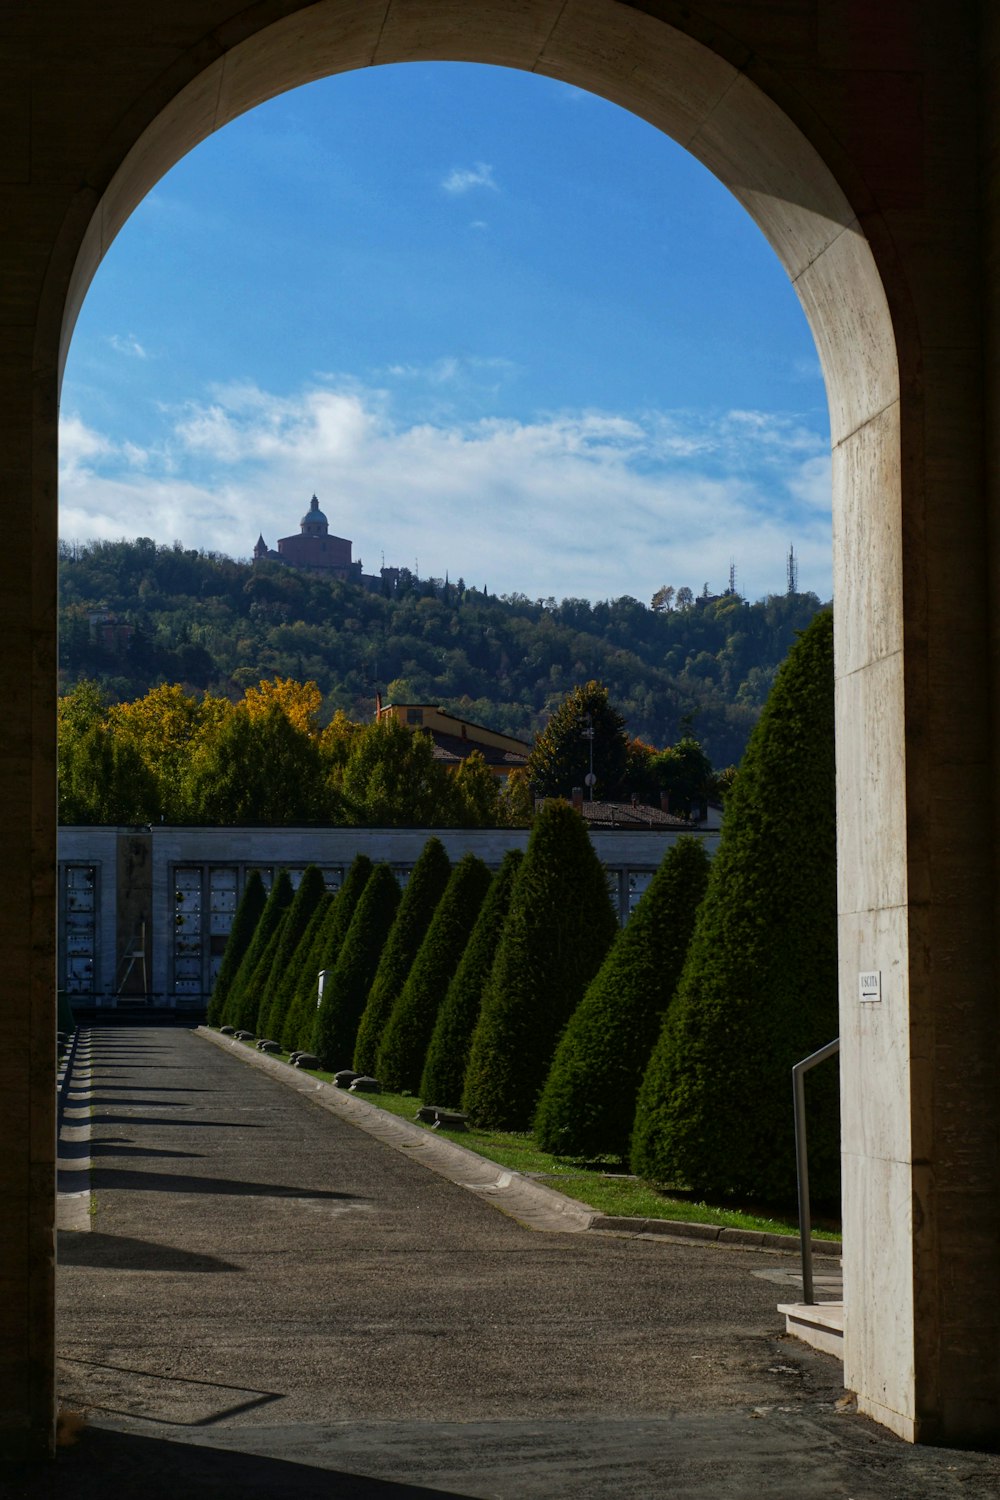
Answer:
[[777, 1299, 844, 1360]]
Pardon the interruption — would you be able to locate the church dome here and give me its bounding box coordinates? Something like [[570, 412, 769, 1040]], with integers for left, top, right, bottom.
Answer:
[[301, 494, 328, 529]]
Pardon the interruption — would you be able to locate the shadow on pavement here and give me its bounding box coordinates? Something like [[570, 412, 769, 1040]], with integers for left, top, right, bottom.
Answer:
[[89, 1144, 207, 1161], [58, 1231, 241, 1273], [88, 1167, 365, 1200], [87, 1115, 262, 1128], [82, 1086, 212, 1093], [83, 1098, 192, 1109], [0, 1429, 474, 1499]]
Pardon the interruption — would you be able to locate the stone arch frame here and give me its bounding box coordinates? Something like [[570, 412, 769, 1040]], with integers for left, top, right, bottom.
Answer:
[[7, 0, 996, 1459], [58, 3, 908, 1420]]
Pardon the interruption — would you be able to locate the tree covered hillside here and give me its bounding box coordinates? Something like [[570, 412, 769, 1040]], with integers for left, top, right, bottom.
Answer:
[[59, 537, 826, 767]]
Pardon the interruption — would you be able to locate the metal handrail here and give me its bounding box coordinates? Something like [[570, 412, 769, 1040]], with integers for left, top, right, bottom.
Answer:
[[793, 1037, 840, 1304]]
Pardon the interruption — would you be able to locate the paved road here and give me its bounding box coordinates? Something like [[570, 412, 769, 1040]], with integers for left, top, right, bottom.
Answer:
[[5, 1027, 996, 1498]]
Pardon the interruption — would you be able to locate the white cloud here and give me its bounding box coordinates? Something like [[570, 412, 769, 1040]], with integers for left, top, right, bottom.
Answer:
[[58, 380, 832, 602], [107, 332, 148, 359], [59, 413, 150, 481], [441, 162, 498, 195]]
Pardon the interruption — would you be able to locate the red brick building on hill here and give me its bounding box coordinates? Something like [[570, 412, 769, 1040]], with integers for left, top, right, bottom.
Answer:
[[254, 494, 399, 594]]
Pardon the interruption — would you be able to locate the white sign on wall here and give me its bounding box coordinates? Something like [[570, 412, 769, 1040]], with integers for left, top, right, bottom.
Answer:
[[858, 970, 882, 1003]]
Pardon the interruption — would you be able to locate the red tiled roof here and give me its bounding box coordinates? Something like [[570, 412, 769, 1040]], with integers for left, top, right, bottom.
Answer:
[[428, 731, 528, 769], [567, 799, 694, 829]]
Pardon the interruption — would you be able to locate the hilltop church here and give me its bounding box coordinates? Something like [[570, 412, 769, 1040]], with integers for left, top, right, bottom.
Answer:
[[254, 494, 400, 594]]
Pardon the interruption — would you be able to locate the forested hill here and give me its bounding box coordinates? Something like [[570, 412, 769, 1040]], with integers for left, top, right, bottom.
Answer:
[[59, 538, 827, 768]]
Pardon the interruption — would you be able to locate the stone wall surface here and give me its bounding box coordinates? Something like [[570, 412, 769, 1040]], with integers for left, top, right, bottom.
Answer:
[[0, 0, 996, 1457]]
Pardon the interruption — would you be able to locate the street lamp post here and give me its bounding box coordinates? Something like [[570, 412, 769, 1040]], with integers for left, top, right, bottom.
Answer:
[[582, 713, 596, 802]]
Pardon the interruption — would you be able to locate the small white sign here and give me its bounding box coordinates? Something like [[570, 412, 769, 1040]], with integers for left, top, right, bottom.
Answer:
[[858, 970, 882, 1004]]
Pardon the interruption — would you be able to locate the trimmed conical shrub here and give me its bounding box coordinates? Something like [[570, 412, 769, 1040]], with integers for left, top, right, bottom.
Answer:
[[631, 610, 838, 1202], [271, 892, 333, 1047], [375, 853, 493, 1093], [221, 869, 293, 1028], [281, 855, 374, 1052], [463, 801, 619, 1129], [207, 868, 267, 1025], [312, 863, 401, 1070], [256, 865, 327, 1041], [233, 916, 287, 1034], [420, 849, 524, 1108], [353, 837, 452, 1075], [534, 836, 711, 1159]]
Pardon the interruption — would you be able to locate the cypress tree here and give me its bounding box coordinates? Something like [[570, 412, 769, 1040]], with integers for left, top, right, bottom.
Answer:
[[631, 610, 837, 1202], [281, 854, 375, 1052], [207, 868, 267, 1025], [270, 892, 333, 1047], [256, 865, 327, 1040], [375, 853, 493, 1093], [233, 916, 287, 1034], [420, 848, 523, 1108], [221, 869, 293, 1028], [534, 836, 710, 1159], [312, 863, 401, 1070], [462, 801, 619, 1129], [353, 837, 452, 1075]]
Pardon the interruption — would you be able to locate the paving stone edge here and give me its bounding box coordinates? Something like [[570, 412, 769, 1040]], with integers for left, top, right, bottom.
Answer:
[[196, 1027, 839, 1257]]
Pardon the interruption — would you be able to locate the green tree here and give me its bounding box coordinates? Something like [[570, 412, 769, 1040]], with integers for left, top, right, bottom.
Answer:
[[281, 855, 374, 1052], [649, 736, 715, 816], [312, 863, 401, 1070], [186, 703, 335, 825], [58, 678, 107, 739], [232, 916, 287, 1034], [353, 837, 453, 1074], [108, 683, 219, 822], [534, 837, 710, 1159], [452, 750, 502, 827], [221, 870, 293, 1028], [282, 892, 336, 1035], [58, 721, 161, 824], [526, 681, 628, 799], [497, 768, 534, 827], [256, 865, 329, 1041], [341, 716, 461, 825], [631, 611, 837, 1202], [275, 894, 334, 1050], [375, 853, 493, 1093], [420, 849, 524, 1107], [463, 801, 619, 1129], [207, 869, 267, 1026]]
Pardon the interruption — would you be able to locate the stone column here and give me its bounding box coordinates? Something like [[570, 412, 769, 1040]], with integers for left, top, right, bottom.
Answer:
[[0, 327, 58, 1456], [838, 4, 1000, 1442]]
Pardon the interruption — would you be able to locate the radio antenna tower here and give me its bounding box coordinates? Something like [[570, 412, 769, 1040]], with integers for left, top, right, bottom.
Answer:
[[728, 558, 737, 596], [787, 545, 799, 596]]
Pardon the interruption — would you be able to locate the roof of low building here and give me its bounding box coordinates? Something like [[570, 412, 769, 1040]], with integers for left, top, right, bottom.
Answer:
[[567, 798, 696, 829], [429, 732, 529, 770]]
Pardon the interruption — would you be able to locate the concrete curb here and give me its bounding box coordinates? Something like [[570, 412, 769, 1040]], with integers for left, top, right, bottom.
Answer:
[[196, 1028, 840, 1256], [590, 1213, 841, 1257]]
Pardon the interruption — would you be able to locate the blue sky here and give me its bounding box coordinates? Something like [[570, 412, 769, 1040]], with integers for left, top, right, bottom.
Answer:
[[60, 62, 832, 604]]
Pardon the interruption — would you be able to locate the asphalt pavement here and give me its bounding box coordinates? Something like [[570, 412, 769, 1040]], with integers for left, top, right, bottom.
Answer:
[[3, 1026, 998, 1499]]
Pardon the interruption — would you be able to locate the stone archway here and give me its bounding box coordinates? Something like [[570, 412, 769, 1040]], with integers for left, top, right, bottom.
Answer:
[[3, 0, 996, 1456]]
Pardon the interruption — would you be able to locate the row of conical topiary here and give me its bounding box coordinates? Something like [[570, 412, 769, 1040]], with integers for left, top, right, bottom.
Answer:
[[208, 611, 837, 1201]]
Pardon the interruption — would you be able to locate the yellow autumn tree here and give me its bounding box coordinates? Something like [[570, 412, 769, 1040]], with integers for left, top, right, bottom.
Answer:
[[241, 677, 322, 736], [107, 684, 230, 820]]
